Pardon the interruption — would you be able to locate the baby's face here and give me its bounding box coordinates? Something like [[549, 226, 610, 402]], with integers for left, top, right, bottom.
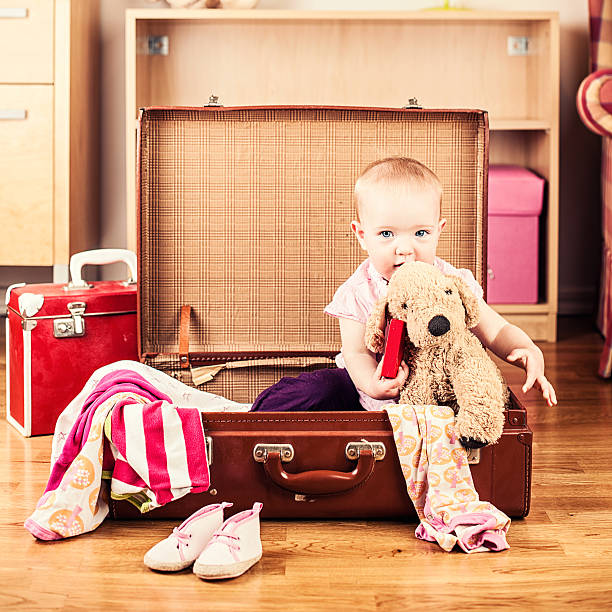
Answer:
[[352, 184, 445, 281]]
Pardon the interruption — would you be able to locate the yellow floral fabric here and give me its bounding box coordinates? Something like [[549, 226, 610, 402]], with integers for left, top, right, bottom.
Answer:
[[386, 404, 510, 553]]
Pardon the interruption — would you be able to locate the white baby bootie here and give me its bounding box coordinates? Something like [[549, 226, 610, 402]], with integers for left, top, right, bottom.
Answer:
[[193, 502, 263, 580], [144, 502, 232, 572]]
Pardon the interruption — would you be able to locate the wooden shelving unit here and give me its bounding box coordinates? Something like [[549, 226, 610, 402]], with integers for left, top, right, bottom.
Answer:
[[125, 9, 559, 341]]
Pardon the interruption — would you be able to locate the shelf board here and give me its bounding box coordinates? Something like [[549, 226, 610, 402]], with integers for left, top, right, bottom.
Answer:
[[127, 9, 559, 24], [492, 303, 552, 314], [490, 119, 551, 131]]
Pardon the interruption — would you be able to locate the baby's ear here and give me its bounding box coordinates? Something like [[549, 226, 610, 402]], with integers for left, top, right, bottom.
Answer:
[[365, 297, 388, 353], [452, 276, 480, 329]]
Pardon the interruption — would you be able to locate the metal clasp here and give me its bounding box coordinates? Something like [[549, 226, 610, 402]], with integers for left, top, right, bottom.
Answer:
[[53, 302, 86, 338], [253, 443, 294, 463], [205, 436, 213, 465], [345, 439, 386, 461], [22, 319, 37, 332]]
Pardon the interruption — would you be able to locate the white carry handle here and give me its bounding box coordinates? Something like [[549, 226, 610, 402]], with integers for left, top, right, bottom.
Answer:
[[68, 249, 137, 288]]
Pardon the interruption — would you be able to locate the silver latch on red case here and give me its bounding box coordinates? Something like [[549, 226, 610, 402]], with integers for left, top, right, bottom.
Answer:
[[53, 302, 86, 338]]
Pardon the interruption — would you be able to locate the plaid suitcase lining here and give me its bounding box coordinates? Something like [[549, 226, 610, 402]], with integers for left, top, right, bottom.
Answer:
[[138, 108, 487, 398]]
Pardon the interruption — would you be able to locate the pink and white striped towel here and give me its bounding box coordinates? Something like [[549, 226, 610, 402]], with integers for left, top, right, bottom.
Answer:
[[104, 399, 210, 512], [25, 371, 210, 540]]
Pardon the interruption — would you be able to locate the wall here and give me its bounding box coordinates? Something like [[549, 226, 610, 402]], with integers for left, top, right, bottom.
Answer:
[[95, 0, 599, 316]]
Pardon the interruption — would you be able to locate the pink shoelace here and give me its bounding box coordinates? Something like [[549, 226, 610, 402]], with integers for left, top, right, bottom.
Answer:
[[211, 532, 241, 561], [171, 527, 192, 562]]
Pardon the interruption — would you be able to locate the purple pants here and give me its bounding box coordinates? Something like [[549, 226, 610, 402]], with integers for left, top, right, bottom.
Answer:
[[250, 367, 363, 412]]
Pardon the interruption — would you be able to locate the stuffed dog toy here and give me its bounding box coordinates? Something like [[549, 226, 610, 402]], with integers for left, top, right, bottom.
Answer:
[[365, 261, 508, 449]]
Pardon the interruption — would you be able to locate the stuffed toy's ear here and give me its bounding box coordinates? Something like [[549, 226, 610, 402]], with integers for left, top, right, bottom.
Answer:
[[453, 276, 480, 329], [364, 296, 388, 353]]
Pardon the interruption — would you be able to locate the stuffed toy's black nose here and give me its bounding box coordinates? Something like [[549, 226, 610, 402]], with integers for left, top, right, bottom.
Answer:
[[428, 315, 450, 337]]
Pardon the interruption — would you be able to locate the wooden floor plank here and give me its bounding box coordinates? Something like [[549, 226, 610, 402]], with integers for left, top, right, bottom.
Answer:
[[1, 316, 612, 610]]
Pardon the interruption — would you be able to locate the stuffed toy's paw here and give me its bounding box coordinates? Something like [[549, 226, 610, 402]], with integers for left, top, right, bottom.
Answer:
[[454, 406, 504, 449]]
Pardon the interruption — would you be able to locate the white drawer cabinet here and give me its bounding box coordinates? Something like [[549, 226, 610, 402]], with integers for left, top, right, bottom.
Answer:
[[0, 85, 53, 264], [0, 1, 53, 83], [0, 0, 99, 277]]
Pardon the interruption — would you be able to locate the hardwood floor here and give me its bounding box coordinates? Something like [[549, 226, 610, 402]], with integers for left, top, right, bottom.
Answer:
[[1, 317, 611, 610]]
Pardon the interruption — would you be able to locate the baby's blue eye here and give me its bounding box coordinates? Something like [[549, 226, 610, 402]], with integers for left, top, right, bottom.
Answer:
[[415, 229, 429, 238], [380, 230, 393, 238]]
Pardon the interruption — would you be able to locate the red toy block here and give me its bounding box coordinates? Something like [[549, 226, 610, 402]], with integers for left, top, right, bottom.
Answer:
[[380, 318, 406, 379]]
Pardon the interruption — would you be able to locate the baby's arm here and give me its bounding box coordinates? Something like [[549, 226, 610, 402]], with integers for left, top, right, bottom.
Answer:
[[338, 317, 409, 400], [471, 300, 557, 406]]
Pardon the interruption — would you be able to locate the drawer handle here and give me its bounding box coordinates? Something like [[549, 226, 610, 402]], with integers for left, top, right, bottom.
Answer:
[[0, 8, 28, 18], [0, 110, 27, 120]]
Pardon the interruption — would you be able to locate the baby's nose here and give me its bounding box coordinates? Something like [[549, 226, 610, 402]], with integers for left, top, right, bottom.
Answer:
[[395, 241, 414, 256]]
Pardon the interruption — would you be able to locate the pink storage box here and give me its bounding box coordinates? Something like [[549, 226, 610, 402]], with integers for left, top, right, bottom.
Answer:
[[487, 165, 545, 304]]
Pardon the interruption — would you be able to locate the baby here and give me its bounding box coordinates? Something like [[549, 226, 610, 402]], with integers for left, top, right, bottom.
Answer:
[[251, 157, 557, 413]]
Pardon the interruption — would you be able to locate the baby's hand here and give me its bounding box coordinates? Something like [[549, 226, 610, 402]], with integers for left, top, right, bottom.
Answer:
[[369, 359, 410, 400], [507, 347, 557, 406]]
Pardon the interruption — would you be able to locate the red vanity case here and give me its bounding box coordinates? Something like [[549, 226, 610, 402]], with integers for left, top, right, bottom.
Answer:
[[6, 251, 138, 436]]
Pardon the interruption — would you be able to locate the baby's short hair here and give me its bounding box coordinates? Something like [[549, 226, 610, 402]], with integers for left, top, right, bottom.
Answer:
[[354, 157, 442, 219]]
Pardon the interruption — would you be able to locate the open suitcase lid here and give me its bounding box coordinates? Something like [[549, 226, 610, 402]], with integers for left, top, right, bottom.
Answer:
[[137, 106, 488, 363]]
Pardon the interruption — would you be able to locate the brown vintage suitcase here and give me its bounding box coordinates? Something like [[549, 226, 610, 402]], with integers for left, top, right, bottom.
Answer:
[[111, 106, 532, 520]]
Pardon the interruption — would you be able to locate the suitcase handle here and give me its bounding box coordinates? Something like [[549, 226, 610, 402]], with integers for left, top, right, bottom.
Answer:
[[261, 449, 375, 496], [69, 249, 137, 288]]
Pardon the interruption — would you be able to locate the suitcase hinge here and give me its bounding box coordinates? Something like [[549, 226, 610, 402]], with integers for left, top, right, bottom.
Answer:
[[53, 302, 86, 338], [402, 98, 422, 109], [204, 95, 223, 107]]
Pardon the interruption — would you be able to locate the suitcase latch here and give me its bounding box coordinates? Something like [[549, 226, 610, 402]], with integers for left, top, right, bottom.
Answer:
[[345, 440, 386, 461], [53, 302, 86, 338], [253, 443, 294, 463]]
